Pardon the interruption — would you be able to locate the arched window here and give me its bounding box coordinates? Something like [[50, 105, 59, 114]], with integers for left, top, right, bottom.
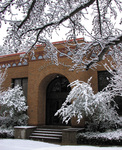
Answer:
[[12, 63, 16, 67], [18, 62, 22, 66], [38, 55, 43, 60], [31, 56, 36, 60]]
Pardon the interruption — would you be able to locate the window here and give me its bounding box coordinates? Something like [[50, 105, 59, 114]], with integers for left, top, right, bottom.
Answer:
[[7, 64, 11, 68], [23, 61, 28, 65], [12, 63, 16, 67], [67, 52, 72, 56], [2, 64, 6, 68], [59, 53, 64, 57], [31, 56, 36, 60], [98, 71, 112, 91], [18, 62, 22, 66], [38, 55, 43, 60], [12, 78, 28, 100]]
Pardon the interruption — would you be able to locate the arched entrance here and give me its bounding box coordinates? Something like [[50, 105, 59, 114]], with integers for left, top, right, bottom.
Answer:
[[46, 75, 71, 125]]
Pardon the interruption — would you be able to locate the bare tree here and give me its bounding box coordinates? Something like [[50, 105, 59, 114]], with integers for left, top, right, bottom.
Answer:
[[0, 0, 121, 70]]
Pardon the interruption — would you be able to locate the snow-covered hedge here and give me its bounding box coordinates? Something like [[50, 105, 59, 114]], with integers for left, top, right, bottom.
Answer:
[[77, 129, 122, 146]]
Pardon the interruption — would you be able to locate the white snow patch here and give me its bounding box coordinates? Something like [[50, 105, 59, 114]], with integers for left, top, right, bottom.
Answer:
[[14, 126, 37, 129], [0, 139, 122, 150]]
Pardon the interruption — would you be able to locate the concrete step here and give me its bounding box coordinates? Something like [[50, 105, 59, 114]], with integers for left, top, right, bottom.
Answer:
[[31, 132, 62, 137], [34, 130, 62, 134], [30, 135, 61, 140], [36, 128, 63, 132], [29, 127, 63, 143]]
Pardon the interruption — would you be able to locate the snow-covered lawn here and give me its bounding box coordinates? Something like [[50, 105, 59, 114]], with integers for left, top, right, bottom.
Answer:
[[0, 139, 122, 150]]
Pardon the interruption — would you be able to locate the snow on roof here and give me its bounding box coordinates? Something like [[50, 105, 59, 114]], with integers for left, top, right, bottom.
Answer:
[[36, 38, 84, 47], [0, 52, 25, 58], [0, 38, 84, 58]]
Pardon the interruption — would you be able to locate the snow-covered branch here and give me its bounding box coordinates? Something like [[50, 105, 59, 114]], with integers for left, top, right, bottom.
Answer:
[[17, 0, 37, 29], [86, 35, 122, 70], [18, 0, 95, 42], [0, 0, 14, 13], [0, 0, 121, 71]]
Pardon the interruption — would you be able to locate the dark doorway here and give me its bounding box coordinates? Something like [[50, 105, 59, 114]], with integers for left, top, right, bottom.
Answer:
[[46, 75, 71, 125]]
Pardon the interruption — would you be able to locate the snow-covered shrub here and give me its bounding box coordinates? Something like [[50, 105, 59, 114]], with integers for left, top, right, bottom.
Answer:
[[86, 92, 119, 131], [55, 78, 119, 131], [103, 54, 122, 116], [0, 85, 28, 126], [55, 78, 95, 124], [104, 54, 122, 98], [0, 85, 28, 137], [0, 125, 14, 138], [77, 129, 122, 145]]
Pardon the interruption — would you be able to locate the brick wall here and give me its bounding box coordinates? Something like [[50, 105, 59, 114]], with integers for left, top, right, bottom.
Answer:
[[0, 41, 109, 127]]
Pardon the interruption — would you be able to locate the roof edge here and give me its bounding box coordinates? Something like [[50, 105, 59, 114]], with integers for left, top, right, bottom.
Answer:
[[0, 38, 84, 58]]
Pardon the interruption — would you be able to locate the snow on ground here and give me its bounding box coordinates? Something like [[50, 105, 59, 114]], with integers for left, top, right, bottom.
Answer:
[[0, 139, 122, 150]]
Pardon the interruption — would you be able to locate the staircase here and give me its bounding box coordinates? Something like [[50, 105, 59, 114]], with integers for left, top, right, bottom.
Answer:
[[29, 126, 66, 143]]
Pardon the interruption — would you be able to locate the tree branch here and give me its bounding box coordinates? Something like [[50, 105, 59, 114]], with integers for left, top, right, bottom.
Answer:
[[0, 0, 14, 13], [96, 0, 102, 36], [86, 35, 122, 70], [17, 0, 37, 29], [20, 0, 95, 36], [58, 0, 95, 24]]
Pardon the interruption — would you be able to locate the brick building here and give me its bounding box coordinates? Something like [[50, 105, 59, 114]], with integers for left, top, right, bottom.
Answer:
[[0, 39, 121, 128]]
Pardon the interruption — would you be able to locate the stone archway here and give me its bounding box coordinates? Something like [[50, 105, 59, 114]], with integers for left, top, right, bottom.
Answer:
[[46, 75, 71, 125], [38, 73, 71, 126]]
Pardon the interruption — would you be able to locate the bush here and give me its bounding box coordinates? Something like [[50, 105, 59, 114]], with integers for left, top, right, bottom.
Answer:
[[55, 79, 119, 131], [0, 125, 14, 138], [0, 85, 28, 138], [77, 129, 122, 146]]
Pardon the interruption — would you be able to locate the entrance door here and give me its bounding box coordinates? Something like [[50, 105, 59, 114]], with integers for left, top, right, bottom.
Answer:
[[46, 75, 71, 125]]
